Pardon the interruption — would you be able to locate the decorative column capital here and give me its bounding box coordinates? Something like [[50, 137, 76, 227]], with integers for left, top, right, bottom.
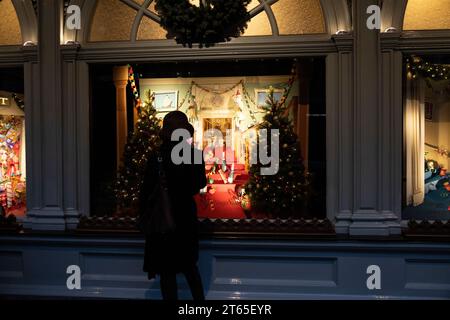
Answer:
[[60, 43, 81, 61], [332, 33, 354, 52], [380, 32, 402, 51], [21, 45, 39, 63], [113, 66, 129, 87]]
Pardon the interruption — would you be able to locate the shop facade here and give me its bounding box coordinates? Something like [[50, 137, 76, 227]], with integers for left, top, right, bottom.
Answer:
[[0, 0, 449, 299]]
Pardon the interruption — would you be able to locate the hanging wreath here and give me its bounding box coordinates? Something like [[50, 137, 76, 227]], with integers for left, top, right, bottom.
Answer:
[[155, 0, 251, 48]]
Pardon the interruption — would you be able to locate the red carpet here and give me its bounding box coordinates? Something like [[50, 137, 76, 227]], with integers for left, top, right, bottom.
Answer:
[[195, 184, 246, 219], [196, 161, 249, 219]]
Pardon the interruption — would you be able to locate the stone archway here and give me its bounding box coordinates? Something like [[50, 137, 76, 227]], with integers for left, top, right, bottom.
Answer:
[[11, 0, 38, 45], [381, 0, 408, 32], [319, 0, 352, 34], [382, 0, 450, 33]]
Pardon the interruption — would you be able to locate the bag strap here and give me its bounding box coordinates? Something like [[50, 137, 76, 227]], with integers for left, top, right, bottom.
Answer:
[[156, 152, 169, 190]]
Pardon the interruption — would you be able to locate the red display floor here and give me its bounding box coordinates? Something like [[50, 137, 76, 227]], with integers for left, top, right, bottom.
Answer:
[[196, 163, 249, 219], [195, 184, 246, 219]]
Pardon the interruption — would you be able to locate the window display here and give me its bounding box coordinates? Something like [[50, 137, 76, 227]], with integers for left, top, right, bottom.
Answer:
[[0, 91, 26, 218], [136, 74, 306, 219], [403, 56, 450, 220], [92, 59, 326, 221]]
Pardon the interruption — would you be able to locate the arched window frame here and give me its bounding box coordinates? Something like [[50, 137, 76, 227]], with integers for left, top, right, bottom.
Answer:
[[382, 0, 450, 36], [64, 0, 351, 45], [0, 0, 38, 51]]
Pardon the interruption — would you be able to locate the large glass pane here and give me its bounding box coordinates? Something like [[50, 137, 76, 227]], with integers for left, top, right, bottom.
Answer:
[[0, 67, 26, 221], [90, 59, 326, 223], [403, 55, 450, 220]]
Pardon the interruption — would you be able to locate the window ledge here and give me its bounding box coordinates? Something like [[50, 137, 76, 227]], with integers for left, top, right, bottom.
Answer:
[[5, 216, 450, 242], [403, 220, 450, 241], [0, 214, 22, 234], [74, 215, 335, 238]]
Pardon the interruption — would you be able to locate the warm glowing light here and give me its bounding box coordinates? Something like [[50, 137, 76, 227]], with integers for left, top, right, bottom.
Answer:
[[189, 0, 201, 7]]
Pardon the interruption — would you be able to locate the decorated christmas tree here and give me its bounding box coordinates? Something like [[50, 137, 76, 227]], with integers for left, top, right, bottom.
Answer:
[[245, 89, 310, 218], [114, 90, 162, 212]]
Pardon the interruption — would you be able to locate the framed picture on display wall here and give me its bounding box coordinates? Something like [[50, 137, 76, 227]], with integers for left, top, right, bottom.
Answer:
[[154, 91, 178, 112], [255, 89, 283, 110]]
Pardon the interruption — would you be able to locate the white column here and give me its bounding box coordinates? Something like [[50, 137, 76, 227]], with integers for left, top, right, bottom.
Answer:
[[113, 66, 129, 170]]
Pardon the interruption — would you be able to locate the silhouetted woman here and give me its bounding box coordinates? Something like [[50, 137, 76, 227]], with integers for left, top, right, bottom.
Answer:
[[139, 111, 207, 300]]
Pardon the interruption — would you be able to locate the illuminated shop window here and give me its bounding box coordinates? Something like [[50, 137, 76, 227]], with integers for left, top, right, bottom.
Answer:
[[89, 0, 326, 42], [90, 59, 326, 220], [0, 91, 26, 219], [403, 56, 450, 220]]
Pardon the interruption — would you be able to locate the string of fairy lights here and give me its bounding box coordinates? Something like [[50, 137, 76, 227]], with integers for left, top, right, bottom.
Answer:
[[406, 56, 450, 81], [279, 64, 297, 107], [128, 65, 141, 105], [406, 57, 450, 160]]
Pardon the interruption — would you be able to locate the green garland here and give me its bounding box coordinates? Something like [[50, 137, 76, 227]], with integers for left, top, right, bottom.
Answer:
[[407, 56, 450, 81], [155, 0, 251, 48]]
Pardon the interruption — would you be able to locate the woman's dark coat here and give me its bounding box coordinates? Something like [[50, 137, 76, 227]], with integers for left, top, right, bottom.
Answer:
[[139, 141, 206, 279]]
